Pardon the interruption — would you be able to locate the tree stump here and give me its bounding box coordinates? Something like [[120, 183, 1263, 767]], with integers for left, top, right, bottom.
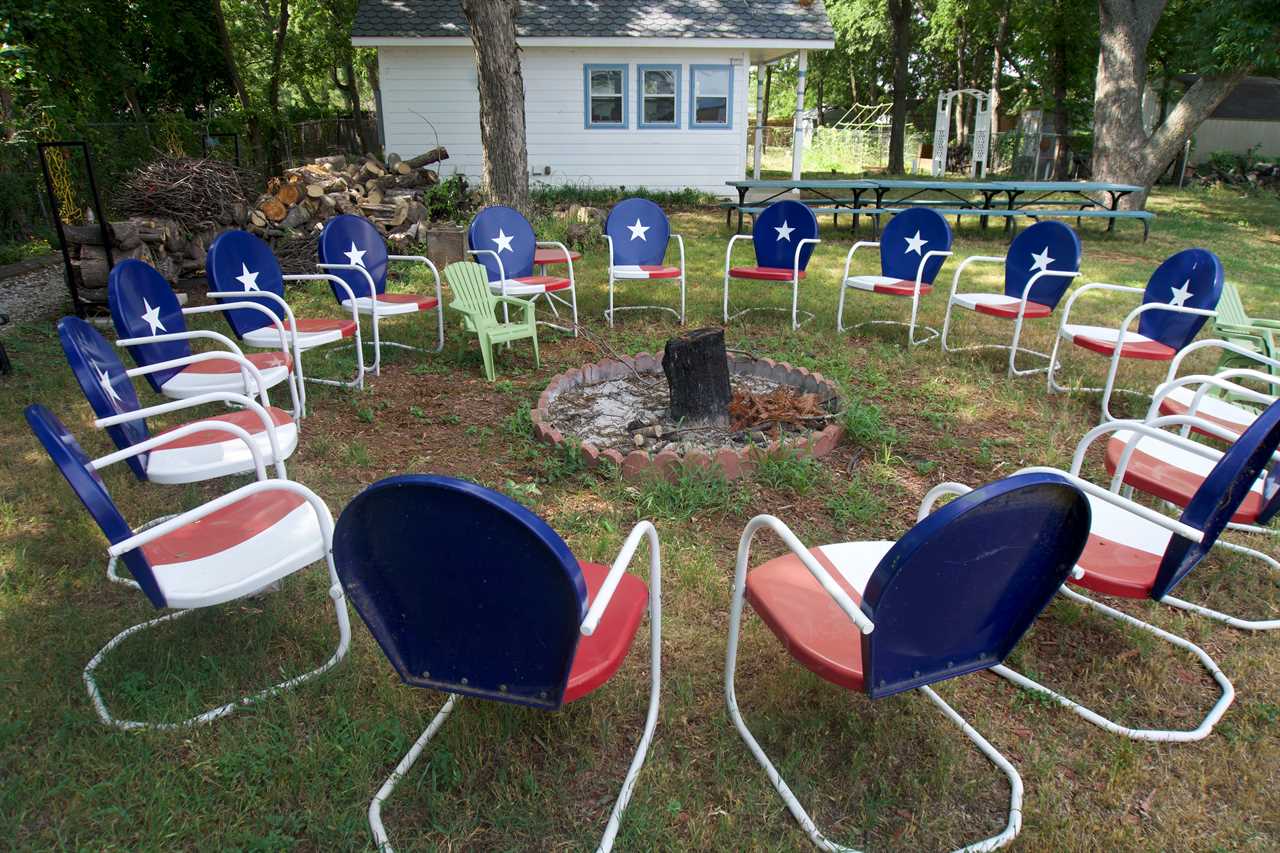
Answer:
[[663, 327, 731, 427]]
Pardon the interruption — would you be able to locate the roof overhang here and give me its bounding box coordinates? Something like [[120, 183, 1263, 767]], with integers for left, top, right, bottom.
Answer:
[[352, 35, 835, 51]]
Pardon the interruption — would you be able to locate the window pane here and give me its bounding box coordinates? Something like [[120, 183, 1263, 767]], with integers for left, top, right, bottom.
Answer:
[[695, 96, 727, 125], [591, 69, 622, 96], [694, 67, 729, 97], [644, 69, 675, 95], [591, 96, 622, 124], [644, 96, 676, 124]]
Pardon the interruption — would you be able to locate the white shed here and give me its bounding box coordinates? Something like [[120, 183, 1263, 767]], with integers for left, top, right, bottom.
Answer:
[[350, 0, 835, 196]]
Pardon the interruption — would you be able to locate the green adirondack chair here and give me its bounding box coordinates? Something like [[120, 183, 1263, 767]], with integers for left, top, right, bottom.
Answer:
[[445, 261, 540, 381], [1214, 282, 1280, 376]]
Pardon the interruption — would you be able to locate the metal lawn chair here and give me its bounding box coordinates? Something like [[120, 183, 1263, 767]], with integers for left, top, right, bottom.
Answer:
[[467, 205, 579, 335], [603, 197, 686, 326], [1046, 247, 1223, 421], [25, 403, 349, 731], [837, 207, 954, 346], [726, 471, 1091, 851], [108, 259, 301, 416], [317, 214, 445, 373], [722, 199, 821, 330], [333, 475, 660, 852], [207, 228, 366, 404], [940, 220, 1082, 375], [444, 261, 539, 381]]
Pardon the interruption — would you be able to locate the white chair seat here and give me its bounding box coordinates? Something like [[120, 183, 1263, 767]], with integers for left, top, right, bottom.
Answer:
[[159, 352, 291, 399], [1062, 324, 1156, 347], [812, 541, 895, 593], [1159, 386, 1259, 435], [843, 274, 927, 296], [243, 320, 353, 350], [1080, 491, 1173, 565], [143, 490, 329, 609], [954, 293, 1019, 310], [145, 408, 298, 485], [1108, 429, 1267, 516], [611, 264, 682, 280], [341, 293, 438, 316]]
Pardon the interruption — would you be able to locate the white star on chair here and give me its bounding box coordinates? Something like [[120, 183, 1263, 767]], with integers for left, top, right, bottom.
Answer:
[[1029, 247, 1055, 273], [140, 298, 166, 335], [627, 218, 650, 241], [345, 242, 367, 267], [904, 230, 927, 256], [236, 263, 260, 291], [774, 220, 795, 242], [1168, 279, 1194, 307], [492, 229, 515, 254], [96, 365, 123, 404]]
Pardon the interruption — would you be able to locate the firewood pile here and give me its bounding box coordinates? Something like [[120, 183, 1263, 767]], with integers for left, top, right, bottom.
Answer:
[[63, 148, 451, 305], [729, 386, 831, 433], [1186, 159, 1280, 191]]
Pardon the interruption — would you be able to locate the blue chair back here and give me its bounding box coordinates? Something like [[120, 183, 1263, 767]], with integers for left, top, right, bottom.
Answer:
[[318, 214, 390, 303], [751, 200, 818, 271], [860, 472, 1090, 699], [206, 230, 288, 337], [1004, 221, 1082, 309], [605, 198, 670, 267], [57, 317, 150, 480], [1138, 248, 1223, 351], [333, 475, 588, 710], [1153, 399, 1280, 597], [468, 206, 536, 282], [25, 404, 165, 607], [879, 208, 953, 284], [108, 259, 189, 393]]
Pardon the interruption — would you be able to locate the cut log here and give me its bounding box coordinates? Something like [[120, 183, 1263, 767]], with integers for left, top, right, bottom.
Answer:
[[314, 154, 347, 170], [386, 152, 402, 168], [405, 147, 449, 168], [261, 198, 288, 222], [276, 183, 301, 206], [662, 328, 732, 428], [366, 187, 384, 205], [281, 204, 311, 230], [61, 223, 115, 246], [250, 210, 268, 227], [305, 183, 325, 198]]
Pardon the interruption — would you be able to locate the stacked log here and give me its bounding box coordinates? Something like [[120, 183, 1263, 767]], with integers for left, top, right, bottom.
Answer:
[[64, 217, 198, 304]]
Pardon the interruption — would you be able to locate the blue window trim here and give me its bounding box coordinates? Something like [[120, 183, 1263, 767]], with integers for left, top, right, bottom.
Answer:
[[583, 64, 628, 129], [636, 64, 681, 129], [689, 64, 733, 130]]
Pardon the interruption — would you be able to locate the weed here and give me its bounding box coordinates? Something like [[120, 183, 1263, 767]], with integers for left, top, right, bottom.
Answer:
[[409, 405, 427, 419], [754, 447, 825, 495], [346, 441, 371, 466], [634, 465, 748, 521], [826, 476, 887, 527], [840, 396, 898, 447], [503, 402, 534, 438], [494, 380, 516, 394], [356, 407, 375, 424]]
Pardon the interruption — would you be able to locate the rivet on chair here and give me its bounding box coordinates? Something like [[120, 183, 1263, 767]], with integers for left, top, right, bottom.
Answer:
[[460, 677, 468, 686]]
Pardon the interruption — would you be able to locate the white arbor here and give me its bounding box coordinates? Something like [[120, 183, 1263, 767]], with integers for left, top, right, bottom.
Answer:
[[931, 88, 993, 178]]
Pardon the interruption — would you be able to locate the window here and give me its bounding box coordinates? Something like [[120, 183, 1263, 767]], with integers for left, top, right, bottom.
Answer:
[[690, 65, 732, 128], [584, 64, 627, 128], [638, 65, 680, 128]]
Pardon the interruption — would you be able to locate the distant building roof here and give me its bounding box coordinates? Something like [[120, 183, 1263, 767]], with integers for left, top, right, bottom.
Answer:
[[1176, 75, 1280, 121], [352, 0, 835, 42]]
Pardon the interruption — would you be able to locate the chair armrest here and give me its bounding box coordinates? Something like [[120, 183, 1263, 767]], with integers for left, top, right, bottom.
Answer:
[[1069, 417, 1229, 493], [672, 233, 685, 274], [117, 328, 243, 357], [466, 249, 508, 294], [281, 273, 366, 328], [1016, 466, 1205, 545], [945, 255, 1007, 301], [1165, 338, 1280, 385], [184, 300, 292, 359], [793, 238, 820, 281], [91, 419, 268, 483], [388, 255, 443, 302], [841, 241, 881, 283], [1056, 282, 1144, 333], [315, 262, 378, 302], [535, 240, 576, 283], [912, 249, 953, 289], [581, 521, 660, 636], [733, 515, 873, 635], [122, 350, 274, 410], [723, 234, 753, 274]]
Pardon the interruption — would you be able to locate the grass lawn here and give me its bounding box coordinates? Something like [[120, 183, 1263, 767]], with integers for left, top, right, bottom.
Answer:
[[1, 186, 1278, 851]]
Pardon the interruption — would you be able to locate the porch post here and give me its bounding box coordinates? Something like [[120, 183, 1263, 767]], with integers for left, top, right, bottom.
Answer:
[[753, 64, 765, 179], [790, 51, 808, 182]]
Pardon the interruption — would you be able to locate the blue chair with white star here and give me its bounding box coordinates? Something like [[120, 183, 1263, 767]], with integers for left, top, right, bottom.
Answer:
[[207, 230, 365, 407], [1047, 248, 1223, 421], [317, 214, 445, 375], [108, 259, 302, 416], [604, 197, 685, 326], [467, 205, 579, 335], [940, 221, 1083, 376], [58, 315, 297, 588], [836, 207, 954, 346], [722, 199, 820, 330]]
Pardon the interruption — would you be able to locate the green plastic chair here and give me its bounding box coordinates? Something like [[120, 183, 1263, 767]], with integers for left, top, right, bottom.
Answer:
[[445, 261, 540, 381], [1214, 282, 1280, 377]]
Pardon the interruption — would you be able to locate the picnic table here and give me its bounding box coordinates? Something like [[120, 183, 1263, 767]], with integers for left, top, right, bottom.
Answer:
[[724, 178, 1147, 237]]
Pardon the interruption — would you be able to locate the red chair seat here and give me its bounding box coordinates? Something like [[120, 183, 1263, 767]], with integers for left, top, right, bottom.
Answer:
[[744, 548, 866, 691], [729, 266, 806, 281], [1070, 331, 1176, 361], [376, 293, 439, 310], [1157, 395, 1252, 440], [974, 300, 1053, 319], [288, 317, 358, 337], [1105, 437, 1264, 523], [871, 280, 933, 297], [153, 406, 294, 450], [513, 275, 573, 293], [1073, 534, 1161, 598], [181, 350, 292, 375], [565, 561, 649, 703], [142, 490, 307, 566], [628, 265, 682, 279]]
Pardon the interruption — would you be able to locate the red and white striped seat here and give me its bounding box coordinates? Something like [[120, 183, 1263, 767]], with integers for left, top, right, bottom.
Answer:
[[610, 264, 681, 280], [729, 265, 807, 281], [243, 316, 357, 349], [341, 292, 441, 316], [159, 350, 293, 399], [1073, 491, 1173, 598], [490, 275, 573, 297], [843, 274, 929, 297], [146, 407, 298, 484], [1063, 323, 1176, 360], [952, 292, 1054, 319], [1157, 386, 1258, 438]]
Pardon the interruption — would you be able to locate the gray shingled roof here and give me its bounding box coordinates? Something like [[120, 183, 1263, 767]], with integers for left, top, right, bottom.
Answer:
[[352, 0, 834, 41]]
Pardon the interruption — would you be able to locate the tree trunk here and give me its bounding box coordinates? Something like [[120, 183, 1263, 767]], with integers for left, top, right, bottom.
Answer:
[[264, 0, 290, 176], [662, 328, 731, 428], [989, 0, 1011, 125], [461, 0, 529, 211], [887, 0, 911, 174], [212, 0, 263, 167], [954, 26, 967, 147], [1091, 0, 1248, 206], [1050, 22, 1071, 180], [762, 65, 773, 126]]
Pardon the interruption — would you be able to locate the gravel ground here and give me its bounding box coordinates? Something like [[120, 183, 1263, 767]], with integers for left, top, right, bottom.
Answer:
[[0, 260, 72, 329]]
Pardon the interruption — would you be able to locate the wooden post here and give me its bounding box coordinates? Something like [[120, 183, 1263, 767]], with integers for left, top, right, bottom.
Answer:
[[791, 51, 808, 183], [753, 64, 765, 179], [662, 328, 731, 428]]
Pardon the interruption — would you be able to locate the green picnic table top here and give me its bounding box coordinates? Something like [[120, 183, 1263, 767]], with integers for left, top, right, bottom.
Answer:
[[725, 178, 1143, 194]]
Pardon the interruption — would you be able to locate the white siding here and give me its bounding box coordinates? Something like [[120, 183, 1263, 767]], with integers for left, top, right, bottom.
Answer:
[[1193, 119, 1280, 161], [378, 45, 750, 196]]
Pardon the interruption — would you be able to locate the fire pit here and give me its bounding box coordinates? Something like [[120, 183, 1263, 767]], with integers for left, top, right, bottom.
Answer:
[[532, 329, 843, 482]]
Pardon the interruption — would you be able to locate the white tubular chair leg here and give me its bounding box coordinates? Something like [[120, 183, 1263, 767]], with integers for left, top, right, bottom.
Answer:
[[85, 556, 352, 732], [991, 586, 1234, 742], [368, 694, 461, 853]]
